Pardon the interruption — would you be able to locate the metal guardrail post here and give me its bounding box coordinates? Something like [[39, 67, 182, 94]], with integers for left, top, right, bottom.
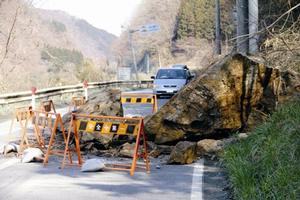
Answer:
[[31, 87, 37, 110], [83, 80, 88, 101]]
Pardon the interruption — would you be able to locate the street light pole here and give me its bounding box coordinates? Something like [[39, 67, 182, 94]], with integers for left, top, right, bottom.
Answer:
[[129, 30, 139, 82]]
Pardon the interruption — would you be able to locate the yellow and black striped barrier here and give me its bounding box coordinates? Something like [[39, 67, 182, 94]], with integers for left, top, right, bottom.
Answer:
[[61, 113, 150, 176], [77, 120, 139, 136], [121, 93, 158, 113]]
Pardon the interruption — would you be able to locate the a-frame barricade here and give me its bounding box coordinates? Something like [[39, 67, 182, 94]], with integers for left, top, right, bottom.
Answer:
[[40, 100, 56, 113], [68, 96, 86, 112], [121, 93, 158, 113], [7, 106, 32, 154], [35, 111, 72, 166], [61, 113, 150, 176]]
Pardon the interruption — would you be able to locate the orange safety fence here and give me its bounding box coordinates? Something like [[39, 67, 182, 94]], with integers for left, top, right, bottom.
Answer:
[[61, 113, 150, 176], [40, 100, 56, 113], [68, 96, 86, 112], [7, 106, 32, 153]]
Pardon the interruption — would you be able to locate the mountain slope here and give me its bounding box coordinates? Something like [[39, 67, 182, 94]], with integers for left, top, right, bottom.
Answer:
[[0, 0, 117, 92]]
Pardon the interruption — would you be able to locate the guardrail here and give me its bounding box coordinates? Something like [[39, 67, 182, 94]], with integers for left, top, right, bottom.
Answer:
[[0, 80, 153, 105]]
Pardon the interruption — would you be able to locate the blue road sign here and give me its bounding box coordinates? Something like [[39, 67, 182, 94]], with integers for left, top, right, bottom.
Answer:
[[139, 24, 160, 33]]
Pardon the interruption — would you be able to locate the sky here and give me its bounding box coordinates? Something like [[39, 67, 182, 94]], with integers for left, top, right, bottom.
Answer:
[[33, 0, 142, 36]]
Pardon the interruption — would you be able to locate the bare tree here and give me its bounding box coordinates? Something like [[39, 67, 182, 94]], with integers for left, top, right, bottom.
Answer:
[[0, 6, 20, 68]]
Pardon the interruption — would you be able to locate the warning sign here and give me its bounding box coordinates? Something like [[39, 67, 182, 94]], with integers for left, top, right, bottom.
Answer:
[[77, 119, 139, 135], [61, 113, 150, 176]]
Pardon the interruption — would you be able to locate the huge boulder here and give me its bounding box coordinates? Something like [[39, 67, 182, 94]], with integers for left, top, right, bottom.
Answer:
[[145, 54, 300, 144]]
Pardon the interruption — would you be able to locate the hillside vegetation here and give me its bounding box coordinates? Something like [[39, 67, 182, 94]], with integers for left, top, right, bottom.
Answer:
[[0, 0, 116, 93], [114, 0, 299, 76], [224, 101, 300, 199]]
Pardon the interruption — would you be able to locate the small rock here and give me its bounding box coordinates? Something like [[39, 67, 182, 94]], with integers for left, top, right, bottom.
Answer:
[[157, 145, 174, 155], [237, 133, 248, 140], [118, 142, 136, 158], [167, 141, 197, 164], [22, 148, 44, 163], [156, 164, 161, 169], [0, 143, 20, 155], [81, 159, 105, 172], [0, 144, 5, 154], [197, 139, 223, 156], [149, 149, 161, 158]]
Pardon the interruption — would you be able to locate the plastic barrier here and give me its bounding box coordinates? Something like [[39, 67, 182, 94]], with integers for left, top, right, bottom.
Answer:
[[40, 100, 56, 113], [69, 96, 86, 112], [121, 93, 158, 113], [61, 113, 150, 176]]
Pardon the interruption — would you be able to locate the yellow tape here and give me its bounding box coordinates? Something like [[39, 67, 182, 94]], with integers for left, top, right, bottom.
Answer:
[[121, 97, 154, 104]]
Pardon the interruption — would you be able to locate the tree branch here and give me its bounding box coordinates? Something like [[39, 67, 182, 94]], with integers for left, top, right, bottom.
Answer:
[[0, 6, 20, 68], [229, 3, 300, 41]]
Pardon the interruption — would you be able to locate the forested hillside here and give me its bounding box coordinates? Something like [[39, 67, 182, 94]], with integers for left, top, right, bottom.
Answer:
[[0, 0, 116, 93], [114, 0, 299, 75]]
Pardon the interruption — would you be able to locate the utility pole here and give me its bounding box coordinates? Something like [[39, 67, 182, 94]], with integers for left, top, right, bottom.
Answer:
[[215, 0, 222, 55], [129, 30, 139, 81], [236, 0, 249, 54], [146, 52, 150, 74], [248, 0, 258, 54]]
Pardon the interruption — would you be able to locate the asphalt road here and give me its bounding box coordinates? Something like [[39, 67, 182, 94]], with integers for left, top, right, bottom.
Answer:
[[0, 156, 206, 200], [0, 90, 229, 200]]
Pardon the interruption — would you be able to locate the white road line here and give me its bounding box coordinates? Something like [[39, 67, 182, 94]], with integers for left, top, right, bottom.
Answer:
[[191, 159, 204, 200], [0, 158, 19, 171]]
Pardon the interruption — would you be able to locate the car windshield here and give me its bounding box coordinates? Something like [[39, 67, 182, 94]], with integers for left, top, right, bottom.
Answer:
[[156, 69, 187, 79]]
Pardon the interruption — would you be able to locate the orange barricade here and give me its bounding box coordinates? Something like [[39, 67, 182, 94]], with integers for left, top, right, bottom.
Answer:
[[61, 113, 150, 176], [7, 106, 32, 152], [40, 100, 56, 113], [69, 96, 86, 112], [28, 110, 71, 165], [121, 93, 158, 113]]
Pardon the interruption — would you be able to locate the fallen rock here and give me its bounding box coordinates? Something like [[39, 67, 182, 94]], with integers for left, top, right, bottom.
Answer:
[[62, 89, 123, 150], [22, 148, 44, 163], [197, 139, 223, 156], [157, 145, 174, 155], [0, 143, 20, 155], [118, 142, 136, 158], [81, 158, 105, 172], [167, 141, 197, 164], [145, 53, 300, 144], [237, 133, 249, 140], [63, 88, 123, 127], [0, 144, 4, 154], [147, 142, 174, 158]]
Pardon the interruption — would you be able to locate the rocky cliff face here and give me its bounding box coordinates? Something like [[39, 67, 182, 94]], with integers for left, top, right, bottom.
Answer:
[[145, 54, 300, 144]]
